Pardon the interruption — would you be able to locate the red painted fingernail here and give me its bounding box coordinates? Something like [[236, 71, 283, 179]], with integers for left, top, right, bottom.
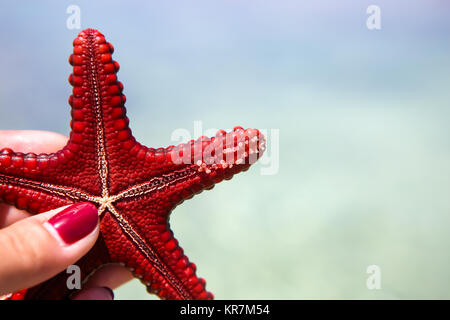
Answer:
[[47, 202, 98, 244]]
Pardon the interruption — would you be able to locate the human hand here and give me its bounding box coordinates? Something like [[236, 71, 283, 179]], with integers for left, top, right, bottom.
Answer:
[[0, 131, 133, 300]]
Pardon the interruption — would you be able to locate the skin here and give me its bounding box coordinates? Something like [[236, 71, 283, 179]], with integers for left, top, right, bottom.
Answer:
[[0, 130, 133, 300]]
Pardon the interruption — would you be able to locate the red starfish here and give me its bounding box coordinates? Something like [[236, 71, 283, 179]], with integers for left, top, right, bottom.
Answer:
[[0, 29, 265, 300]]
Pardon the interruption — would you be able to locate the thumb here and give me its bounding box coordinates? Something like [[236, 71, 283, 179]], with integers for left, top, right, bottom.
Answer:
[[0, 202, 99, 295]]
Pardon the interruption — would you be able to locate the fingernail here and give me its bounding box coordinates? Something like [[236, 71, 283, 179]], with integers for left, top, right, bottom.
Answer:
[[102, 287, 114, 300], [47, 202, 98, 244], [71, 287, 114, 300]]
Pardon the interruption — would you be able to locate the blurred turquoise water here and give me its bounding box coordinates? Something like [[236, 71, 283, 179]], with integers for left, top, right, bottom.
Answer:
[[0, 1, 449, 299]]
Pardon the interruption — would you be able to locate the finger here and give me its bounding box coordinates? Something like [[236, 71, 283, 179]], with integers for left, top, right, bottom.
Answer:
[[71, 286, 114, 300], [0, 204, 30, 227], [0, 202, 99, 295], [82, 264, 133, 290], [0, 130, 68, 153], [0, 130, 68, 228]]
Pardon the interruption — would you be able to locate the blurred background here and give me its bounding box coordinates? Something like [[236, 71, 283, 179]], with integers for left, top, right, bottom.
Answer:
[[0, 0, 449, 299]]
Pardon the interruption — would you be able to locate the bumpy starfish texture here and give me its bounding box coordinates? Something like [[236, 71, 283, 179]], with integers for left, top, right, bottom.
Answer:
[[0, 29, 265, 300]]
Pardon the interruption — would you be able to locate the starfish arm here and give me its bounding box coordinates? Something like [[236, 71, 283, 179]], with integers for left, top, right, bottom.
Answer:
[[118, 127, 266, 202], [63, 29, 132, 195], [0, 173, 74, 213], [1, 29, 127, 197], [101, 201, 213, 300], [0, 149, 88, 212]]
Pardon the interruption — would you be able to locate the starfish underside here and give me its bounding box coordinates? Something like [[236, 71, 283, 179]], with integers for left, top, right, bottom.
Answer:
[[0, 29, 265, 300]]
